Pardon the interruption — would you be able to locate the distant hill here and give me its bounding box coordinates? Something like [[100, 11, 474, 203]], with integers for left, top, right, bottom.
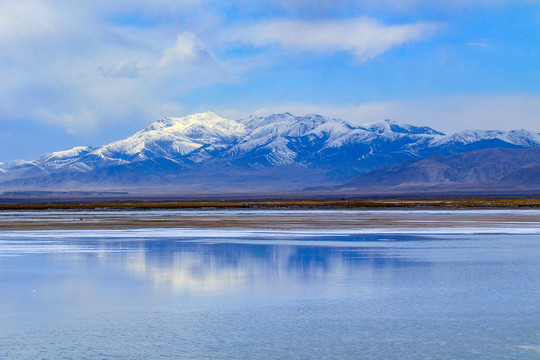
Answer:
[[1, 112, 540, 193], [334, 146, 540, 192]]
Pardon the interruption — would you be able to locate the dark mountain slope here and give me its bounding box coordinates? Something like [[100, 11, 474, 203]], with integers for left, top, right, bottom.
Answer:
[[338, 146, 540, 190]]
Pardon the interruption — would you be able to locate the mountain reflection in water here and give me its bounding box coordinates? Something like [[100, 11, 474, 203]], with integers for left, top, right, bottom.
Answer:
[[116, 236, 429, 292]]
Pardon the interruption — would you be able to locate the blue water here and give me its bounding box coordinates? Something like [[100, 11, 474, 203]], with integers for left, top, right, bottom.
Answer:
[[1, 227, 540, 359]]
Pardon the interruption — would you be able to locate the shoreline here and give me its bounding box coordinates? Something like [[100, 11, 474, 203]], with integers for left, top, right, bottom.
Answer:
[[1, 206, 539, 231], [2, 198, 540, 210]]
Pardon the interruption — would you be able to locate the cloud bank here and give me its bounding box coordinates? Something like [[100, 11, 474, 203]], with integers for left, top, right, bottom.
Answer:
[[0, 0, 537, 146], [227, 18, 438, 61], [0, 0, 445, 136], [0, 1, 224, 134]]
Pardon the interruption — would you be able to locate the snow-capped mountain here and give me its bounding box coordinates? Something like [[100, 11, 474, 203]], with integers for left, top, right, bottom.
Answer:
[[32, 112, 247, 172], [2, 111, 540, 191]]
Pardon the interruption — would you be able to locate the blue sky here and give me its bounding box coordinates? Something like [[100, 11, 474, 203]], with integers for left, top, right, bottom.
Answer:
[[1, 0, 539, 163]]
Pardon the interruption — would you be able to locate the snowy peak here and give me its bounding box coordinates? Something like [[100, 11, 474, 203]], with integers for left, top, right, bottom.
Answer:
[[239, 113, 348, 139], [35, 146, 93, 164], [230, 113, 352, 163], [364, 119, 444, 136], [90, 112, 247, 162], [142, 112, 245, 138], [498, 130, 540, 147], [31, 146, 95, 172], [430, 129, 540, 147], [363, 119, 397, 133], [240, 112, 296, 130]]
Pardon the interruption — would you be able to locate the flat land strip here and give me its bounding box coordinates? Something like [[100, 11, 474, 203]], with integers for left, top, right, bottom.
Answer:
[[1, 199, 540, 231], [1, 198, 540, 210]]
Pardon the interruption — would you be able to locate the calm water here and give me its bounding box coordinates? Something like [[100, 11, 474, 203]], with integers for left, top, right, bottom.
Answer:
[[1, 210, 540, 359]]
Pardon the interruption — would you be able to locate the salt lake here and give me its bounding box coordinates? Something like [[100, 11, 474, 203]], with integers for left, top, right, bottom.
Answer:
[[1, 209, 539, 359]]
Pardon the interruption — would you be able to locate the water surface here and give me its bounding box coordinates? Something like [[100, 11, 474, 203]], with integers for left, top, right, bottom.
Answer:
[[1, 210, 539, 359]]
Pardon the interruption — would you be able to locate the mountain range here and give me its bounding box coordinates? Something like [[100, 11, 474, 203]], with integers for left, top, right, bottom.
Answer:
[[332, 146, 540, 193], [1, 111, 540, 194]]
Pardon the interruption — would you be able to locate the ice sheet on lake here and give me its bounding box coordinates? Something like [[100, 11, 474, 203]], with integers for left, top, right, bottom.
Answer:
[[1, 225, 540, 241]]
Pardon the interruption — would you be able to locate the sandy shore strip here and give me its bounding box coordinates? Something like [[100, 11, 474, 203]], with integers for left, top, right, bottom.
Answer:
[[1, 209, 540, 232]]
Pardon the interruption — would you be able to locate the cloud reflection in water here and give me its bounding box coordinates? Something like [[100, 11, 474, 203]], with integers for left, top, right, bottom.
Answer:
[[120, 239, 425, 293]]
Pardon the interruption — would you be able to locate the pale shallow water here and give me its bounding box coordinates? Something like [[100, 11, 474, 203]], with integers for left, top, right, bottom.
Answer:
[[1, 210, 540, 359]]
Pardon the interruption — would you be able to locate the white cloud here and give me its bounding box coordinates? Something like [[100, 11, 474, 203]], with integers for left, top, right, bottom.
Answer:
[[218, 95, 540, 133], [0, 0, 57, 43], [0, 2, 440, 137], [278, 0, 424, 12], [226, 18, 438, 61], [100, 60, 147, 78], [37, 109, 98, 136], [278, 0, 523, 12], [86, 0, 210, 16], [0, 0, 224, 135], [0, 0, 534, 142], [159, 32, 213, 67]]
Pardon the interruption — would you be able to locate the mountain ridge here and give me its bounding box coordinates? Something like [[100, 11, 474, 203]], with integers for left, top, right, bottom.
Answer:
[[332, 146, 540, 192], [2, 111, 540, 192]]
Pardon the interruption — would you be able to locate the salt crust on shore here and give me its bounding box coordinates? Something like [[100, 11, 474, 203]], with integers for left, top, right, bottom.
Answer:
[[1, 225, 540, 240], [1, 209, 539, 234]]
